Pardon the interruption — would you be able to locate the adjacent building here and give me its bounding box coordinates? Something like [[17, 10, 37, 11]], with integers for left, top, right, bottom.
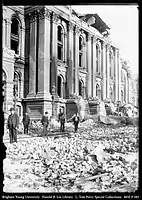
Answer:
[[2, 5, 138, 119]]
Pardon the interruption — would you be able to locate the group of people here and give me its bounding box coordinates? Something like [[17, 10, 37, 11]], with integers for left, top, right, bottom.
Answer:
[[6, 107, 80, 144]]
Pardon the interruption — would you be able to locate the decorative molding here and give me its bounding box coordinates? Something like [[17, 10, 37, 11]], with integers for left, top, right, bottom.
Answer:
[[74, 25, 80, 35], [38, 7, 52, 20]]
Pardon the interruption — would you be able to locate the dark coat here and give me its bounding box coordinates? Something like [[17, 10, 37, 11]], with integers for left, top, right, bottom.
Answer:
[[7, 113, 19, 129], [41, 115, 49, 125], [23, 114, 30, 125], [72, 115, 80, 124], [58, 113, 65, 122]]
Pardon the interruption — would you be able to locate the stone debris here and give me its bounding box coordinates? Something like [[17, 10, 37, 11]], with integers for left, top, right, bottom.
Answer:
[[3, 119, 139, 193]]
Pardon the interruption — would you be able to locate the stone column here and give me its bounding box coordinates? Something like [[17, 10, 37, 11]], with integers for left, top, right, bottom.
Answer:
[[67, 22, 74, 96], [86, 33, 92, 98], [106, 44, 110, 99], [92, 36, 96, 97], [37, 7, 52, 98], [74, 25, 80, 95], [27, 11, 37, 97], [114, 48, 118, 102], [125, 75, 128, 103], [51, 11, 59, 94], [6, 20, 11, 49], [102, 42, 107, 100]]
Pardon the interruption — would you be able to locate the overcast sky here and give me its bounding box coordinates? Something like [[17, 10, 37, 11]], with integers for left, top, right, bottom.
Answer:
[[72, 5, 138, 76]]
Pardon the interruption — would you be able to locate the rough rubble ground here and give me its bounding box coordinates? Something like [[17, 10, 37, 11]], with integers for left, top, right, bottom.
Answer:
[[3, 119, 139, 193]]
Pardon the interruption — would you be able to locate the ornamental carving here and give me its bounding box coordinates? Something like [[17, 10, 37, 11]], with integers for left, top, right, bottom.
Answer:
[[86, 33, 92, 42], [29, 10, 38, 23], [68, 22, 74, 32], [52, 12, 59, 23], [74, 25, 80, 35], [102, 42, 107, 49], [38, 7, 52, 20], [92, 36, 97, 43]]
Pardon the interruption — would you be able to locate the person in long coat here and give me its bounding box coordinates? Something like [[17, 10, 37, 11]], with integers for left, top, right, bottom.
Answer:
[[41, 112, 49, 136], [22, 112, 30, 134], [7, 107, 19, 143], [58, 111, 65, 132], [72, 112, 80, 133]]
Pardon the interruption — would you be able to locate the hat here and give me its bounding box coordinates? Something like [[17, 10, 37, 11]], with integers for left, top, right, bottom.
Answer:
[[10, 107, 15, 111]]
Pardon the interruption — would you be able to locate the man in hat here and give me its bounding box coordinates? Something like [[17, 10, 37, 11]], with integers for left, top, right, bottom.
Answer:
[[22, 112, 30, 134], [7, 107, 19, 143], [41, 111, 49, 136]]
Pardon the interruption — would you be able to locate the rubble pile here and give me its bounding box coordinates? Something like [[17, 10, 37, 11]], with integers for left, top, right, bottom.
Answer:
[[3, 120, 138, 193]]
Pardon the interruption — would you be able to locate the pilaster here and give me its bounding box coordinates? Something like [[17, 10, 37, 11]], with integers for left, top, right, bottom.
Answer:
[[102, 42, 107, 100], [6, 20, 11, 49], [67, 22, 74, 96], [37, 7, 52, 99], [86, 33, 92, 97], [3, 19, 5, 47], [74, 25, 80, 95], [27, 10, 37, 97], [114, 48, 118, 102], [92, 36, 96, 97], [106, 44, 111, 99], [51, 11, 59, 94]]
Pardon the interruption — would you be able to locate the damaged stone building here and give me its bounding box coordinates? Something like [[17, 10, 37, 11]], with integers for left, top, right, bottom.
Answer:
[[2, 5, 138, 119]]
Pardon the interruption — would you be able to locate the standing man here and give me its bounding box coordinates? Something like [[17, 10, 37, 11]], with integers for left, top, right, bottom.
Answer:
[[22, 112, 30, 134], [58, 110, 65, 132], [72, 112, 80, 133], [41, 111, 49, 136], [7, 107, 19, 143]]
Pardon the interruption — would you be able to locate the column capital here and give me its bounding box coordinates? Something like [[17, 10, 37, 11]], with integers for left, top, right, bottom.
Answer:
[[86, 33, 92, 42], [92, 35, 97, 43], [102, 41, 107, 49], [106, 44, 111, 51], [38, 7, 52, 20], [51, 11, 59, 23], [68, 22, 74, 32], [29, 10, 38, 23], [74, 25, 80, 35]]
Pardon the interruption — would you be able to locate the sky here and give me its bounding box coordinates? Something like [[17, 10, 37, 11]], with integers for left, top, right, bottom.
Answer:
[[72, 5, 138, 76]]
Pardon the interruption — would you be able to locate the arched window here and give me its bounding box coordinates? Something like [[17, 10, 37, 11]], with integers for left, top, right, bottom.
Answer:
[[57, 75, 62, 98], [96, 45, 100, 73], [11, 17, 20, 54], [57, 26, 63, 60], [79, 36, 83, 67], [96, 84, 100, 98], [14, 72, 20, 98]]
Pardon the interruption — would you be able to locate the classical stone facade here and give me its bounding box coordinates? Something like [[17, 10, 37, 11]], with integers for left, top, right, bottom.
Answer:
[[2, 5, 138, 119]]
